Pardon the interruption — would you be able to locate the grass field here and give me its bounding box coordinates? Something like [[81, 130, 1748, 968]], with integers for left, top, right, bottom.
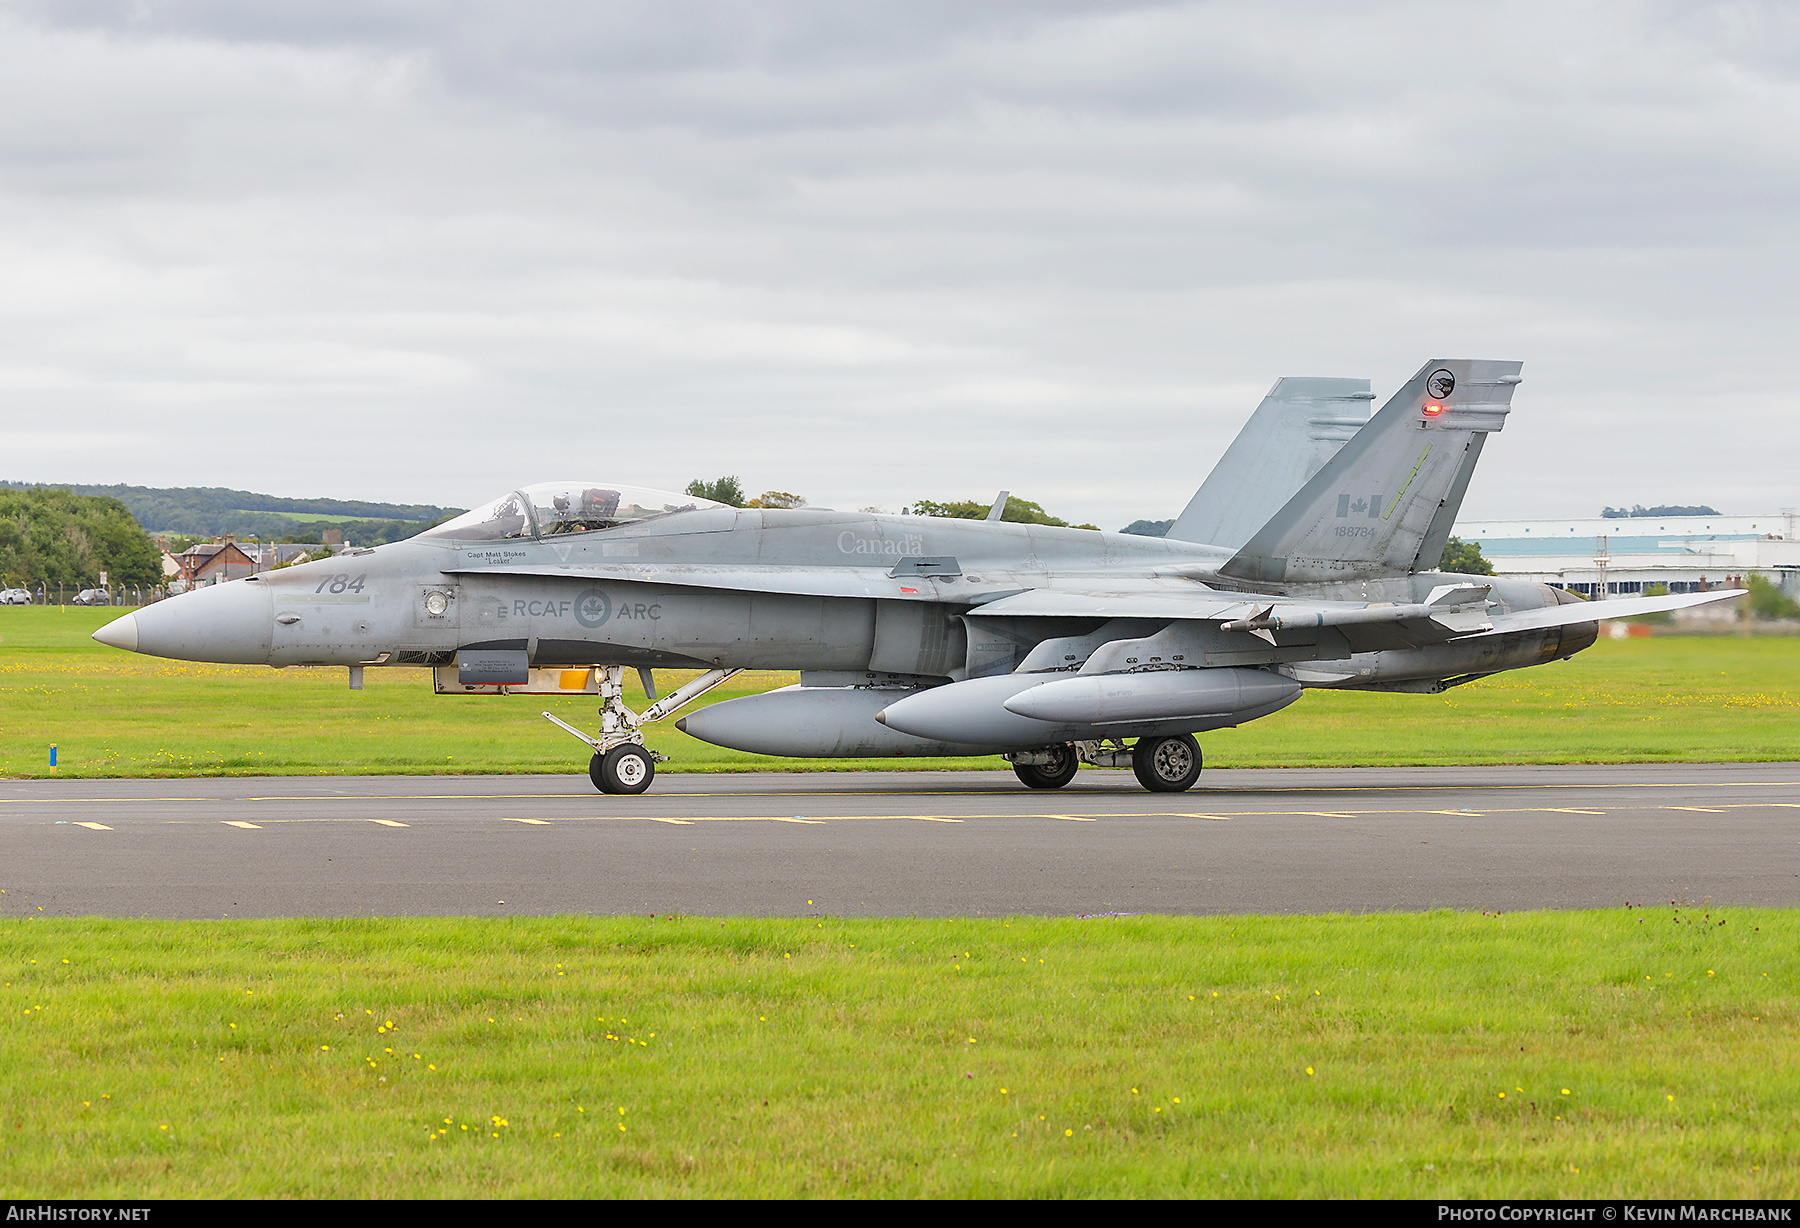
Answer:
[[3, 607, 1798, 778], [0, 909, 1792, 1198], [7, 612, 1798, 1198]]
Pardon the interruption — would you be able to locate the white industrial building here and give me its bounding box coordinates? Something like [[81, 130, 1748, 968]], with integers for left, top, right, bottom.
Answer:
[[1452, 513, 1800, 598]]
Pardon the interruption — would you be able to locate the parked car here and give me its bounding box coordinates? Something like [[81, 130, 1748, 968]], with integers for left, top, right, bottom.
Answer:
[[0, 588, 30, 605], [72, 588, 112, 606]]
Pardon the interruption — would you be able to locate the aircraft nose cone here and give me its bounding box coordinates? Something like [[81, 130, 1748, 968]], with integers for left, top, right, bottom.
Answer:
[[122, 580, 274, 664], [92, 612, 140, 652]]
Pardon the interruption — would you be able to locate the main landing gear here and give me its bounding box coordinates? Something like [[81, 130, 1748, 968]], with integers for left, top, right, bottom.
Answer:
[[1010, 742, 1078, 789], [1131, 733, 1202, 793], [546, 665, 742, 795], [1006, 734, 1204, 793]]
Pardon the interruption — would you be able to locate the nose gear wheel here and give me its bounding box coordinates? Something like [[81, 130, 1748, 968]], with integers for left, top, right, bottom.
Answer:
[[592, 744, 655, 794]]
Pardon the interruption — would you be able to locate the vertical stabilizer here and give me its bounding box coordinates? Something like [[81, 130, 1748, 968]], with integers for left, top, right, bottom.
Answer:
[[1411, 432, 1487, 574], [1219, 360, 1520, 584], [1166, 377, 1373, 548]]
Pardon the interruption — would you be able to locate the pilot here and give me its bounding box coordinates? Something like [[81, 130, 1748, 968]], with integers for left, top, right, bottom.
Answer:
[[542, 492, 578, 535]]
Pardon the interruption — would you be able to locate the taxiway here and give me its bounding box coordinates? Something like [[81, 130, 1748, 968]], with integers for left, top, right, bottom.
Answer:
[[2, 764, 1796, 917]]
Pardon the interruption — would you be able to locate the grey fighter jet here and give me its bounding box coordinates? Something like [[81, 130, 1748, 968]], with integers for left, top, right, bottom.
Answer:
[[93, 359, 1740, 794]]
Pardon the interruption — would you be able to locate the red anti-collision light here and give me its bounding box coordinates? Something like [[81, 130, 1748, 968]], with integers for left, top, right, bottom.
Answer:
[[1422, 403, 1444, 416]]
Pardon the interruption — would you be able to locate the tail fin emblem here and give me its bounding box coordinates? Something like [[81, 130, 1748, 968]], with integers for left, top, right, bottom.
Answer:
[[1426, 369, 1456, 398]]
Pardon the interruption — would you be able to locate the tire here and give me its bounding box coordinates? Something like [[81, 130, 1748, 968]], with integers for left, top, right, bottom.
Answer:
[[1012, 744, 1078, 789], [588, 753, 611, 793], [1131, 734, 1201, 793], [598, 744, 656, 795]]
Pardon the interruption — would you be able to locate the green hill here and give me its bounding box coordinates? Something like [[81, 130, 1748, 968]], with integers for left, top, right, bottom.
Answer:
[[0, 482, 463, 544]]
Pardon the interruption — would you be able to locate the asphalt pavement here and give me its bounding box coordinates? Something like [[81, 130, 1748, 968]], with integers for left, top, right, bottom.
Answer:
[[2, 763, 1797, 917]]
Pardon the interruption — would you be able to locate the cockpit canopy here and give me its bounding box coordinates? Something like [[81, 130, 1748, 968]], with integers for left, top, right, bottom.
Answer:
[[423, 482, 725, 542]]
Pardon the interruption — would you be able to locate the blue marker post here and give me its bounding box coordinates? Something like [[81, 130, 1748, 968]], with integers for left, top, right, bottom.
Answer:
[[49, 745, 57, 772]]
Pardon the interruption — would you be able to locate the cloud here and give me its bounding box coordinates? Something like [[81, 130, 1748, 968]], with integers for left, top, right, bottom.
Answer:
[[0, 1, 1796, 525]]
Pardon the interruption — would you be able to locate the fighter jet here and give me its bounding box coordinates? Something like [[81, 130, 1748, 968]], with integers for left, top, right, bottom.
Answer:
[[93, 359, 1740, 794]]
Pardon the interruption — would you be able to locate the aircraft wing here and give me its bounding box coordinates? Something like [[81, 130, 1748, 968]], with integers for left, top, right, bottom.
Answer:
[[447, 562, 1745, 651], [1462, 589, 1746, 637], [964, 588, 1257, 621], [970, 584, 1494, 651], [440, 563, 1216, 603], [969, 585, 1747, 653]]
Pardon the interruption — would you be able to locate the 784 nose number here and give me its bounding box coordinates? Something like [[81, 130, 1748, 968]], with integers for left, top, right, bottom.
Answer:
[[314, 573, 368, 594]]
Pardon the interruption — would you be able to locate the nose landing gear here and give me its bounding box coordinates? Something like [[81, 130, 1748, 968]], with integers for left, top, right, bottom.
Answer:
[[590, 744, 656, 795], [545, 665, 742, 795]]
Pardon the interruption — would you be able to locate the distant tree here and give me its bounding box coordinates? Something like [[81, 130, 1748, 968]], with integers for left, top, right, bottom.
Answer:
[[910, 499, 991, 520], [276, 518, 433, 546], [1121, 519, 1173, 537], [1438, 536, 1495, 575], [686, 476, 746, 507], [1602, 504, 1721, 518], [0, 488, 161, 589], [1744, 574, 1800, 620], [911, 495, 1096, 529], [745, 490, 807, 509]]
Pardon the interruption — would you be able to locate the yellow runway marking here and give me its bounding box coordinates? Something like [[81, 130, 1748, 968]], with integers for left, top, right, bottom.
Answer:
[[467, 804, 1755, 824], [485, 810, 1262, 824], [73, 822, 111, 831], [221, 821, 261, 829], [503, 818, 551, 825], [368, 819, 409, 827], [241, 794, 596, 802]]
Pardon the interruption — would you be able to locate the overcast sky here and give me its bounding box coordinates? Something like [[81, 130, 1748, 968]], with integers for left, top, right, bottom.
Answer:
[[2, 1, 1796, 529]]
